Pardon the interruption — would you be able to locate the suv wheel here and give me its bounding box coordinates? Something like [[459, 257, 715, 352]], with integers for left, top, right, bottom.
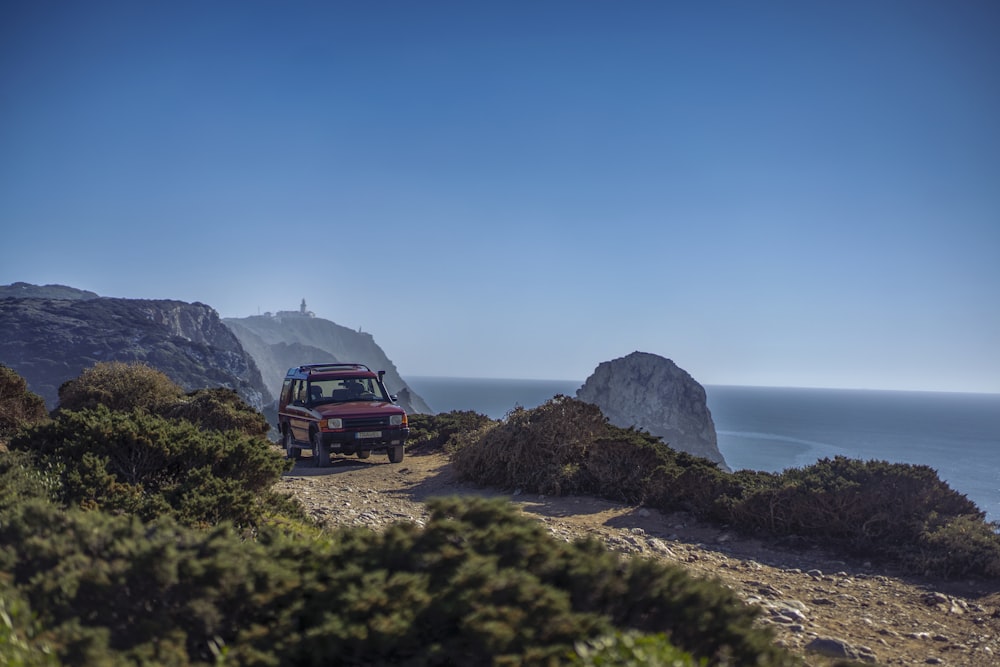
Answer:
[[284, 428, 300, 460], [312, 430, 330, 467], [388, 444, 404, 464], [357, 449, 371, 459]]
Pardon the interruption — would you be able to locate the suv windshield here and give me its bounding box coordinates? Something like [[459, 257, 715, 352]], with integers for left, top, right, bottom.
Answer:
[[307, 376, 388, 404]]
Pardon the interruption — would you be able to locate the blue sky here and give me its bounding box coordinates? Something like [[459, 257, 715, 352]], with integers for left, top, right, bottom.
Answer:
[[2, 1, 998, 392]]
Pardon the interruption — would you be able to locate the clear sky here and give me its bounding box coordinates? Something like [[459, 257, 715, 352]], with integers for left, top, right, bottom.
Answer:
[[2, 1, 998, 392]]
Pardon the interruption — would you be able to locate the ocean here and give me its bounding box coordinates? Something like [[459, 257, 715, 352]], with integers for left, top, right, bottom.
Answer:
[[405, 377, 1000, 522]]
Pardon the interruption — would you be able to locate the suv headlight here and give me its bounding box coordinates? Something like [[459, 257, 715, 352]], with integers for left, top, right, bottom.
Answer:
[[389, 415, 403, 426], [326, 418, 342, 429]]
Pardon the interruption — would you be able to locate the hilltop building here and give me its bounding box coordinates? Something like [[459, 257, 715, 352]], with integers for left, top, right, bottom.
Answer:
[[272, 298, 315, 319]]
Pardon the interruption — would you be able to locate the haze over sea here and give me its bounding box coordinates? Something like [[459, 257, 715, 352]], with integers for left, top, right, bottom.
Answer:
[[406, 377, 1000, 523]]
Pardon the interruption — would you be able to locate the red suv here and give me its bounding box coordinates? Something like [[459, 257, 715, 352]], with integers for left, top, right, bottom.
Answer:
[[277, 363, 409, 465]]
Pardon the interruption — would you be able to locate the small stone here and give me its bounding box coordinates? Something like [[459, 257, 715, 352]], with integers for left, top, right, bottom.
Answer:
[[638, 508, 650, 518], [805, 636, 877, 663], [923, 592, 950, 607]]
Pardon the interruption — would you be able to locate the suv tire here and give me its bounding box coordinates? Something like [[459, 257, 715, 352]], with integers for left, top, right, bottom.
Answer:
[[388, 444, 404, 464], [284, 428, 300, 460], [357, 449, 371, 459], [312, 430, 330, 467]]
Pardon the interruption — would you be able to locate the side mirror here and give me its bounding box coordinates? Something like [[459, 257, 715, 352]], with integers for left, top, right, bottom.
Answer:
[[389, 394, 398, 402]]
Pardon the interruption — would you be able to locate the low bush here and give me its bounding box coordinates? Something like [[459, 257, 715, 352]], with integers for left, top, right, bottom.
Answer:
[[452, 396, 726, 506], [451, 397, 613, 495], [0, 578, 59, 667], [0, 365, 48, 446], [56, 361, 183, 413], [452, 396, 1000, 579], [723, 457, 983, 553], [911, 514, 1000, 578], [161, 386, 270, 436], [9, 406, 299, 530], [406, 410, 496, 453], [0, 450, 59, 514], [570, 631, 701, 666], [0, 493, 795, 666]]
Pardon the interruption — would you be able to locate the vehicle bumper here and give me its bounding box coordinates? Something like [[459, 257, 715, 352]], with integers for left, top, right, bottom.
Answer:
[[317, 427, 409, 449]]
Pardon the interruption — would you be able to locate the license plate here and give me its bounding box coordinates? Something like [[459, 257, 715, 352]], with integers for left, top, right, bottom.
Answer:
[[356, 431, 382, 439]]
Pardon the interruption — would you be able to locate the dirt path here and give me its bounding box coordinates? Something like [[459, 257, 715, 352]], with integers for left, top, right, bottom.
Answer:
[[277, 449, 1000, 666]]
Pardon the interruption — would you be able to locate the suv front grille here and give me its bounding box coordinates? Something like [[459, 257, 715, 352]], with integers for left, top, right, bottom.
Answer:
[[344, 416, 391, 430]]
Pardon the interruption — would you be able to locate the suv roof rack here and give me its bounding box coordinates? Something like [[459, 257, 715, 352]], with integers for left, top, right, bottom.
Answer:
[[288, 363, 373, 376]]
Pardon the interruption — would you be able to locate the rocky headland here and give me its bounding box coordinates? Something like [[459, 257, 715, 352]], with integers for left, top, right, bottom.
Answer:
[[223, 304, 432, 415], [0, 289, 270, 410]]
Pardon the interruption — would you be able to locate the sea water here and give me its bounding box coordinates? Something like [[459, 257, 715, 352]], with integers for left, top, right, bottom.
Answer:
[[405, 377, 1000, 521]]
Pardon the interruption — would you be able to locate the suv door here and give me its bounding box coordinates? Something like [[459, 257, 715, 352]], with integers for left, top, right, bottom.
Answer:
[[287, 379, 312, 442]]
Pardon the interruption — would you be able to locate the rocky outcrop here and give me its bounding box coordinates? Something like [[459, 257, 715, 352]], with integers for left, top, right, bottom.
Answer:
[[223, 311, 432, 415], [576, 351, 727, 469], [0, 293, 270, 410]]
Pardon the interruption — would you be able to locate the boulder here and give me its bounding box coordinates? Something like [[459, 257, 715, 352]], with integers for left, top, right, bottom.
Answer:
[[576, 351, 728, 469]]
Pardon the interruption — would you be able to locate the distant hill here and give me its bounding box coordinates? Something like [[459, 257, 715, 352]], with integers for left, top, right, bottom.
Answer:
[[223, 309, 433, 415], [0, 282, 99, 300], [0, 288, 271, 410]]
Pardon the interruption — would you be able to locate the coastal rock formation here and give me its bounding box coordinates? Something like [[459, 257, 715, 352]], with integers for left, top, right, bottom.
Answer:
[[0, 288, 270, 410], [223, 306, 432, 415], [576, 351, 728, 469]]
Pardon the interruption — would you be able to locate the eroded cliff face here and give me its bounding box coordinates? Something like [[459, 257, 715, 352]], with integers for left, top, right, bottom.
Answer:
[[577, 351, 728, 470], [222, 314, 433, 415], [0, 294, 270, 410]]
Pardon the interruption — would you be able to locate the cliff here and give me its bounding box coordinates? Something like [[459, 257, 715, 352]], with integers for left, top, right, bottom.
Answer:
[[222, 312, 432, 415], [0, 292, 271, 410], [576, 351, 728, 469]]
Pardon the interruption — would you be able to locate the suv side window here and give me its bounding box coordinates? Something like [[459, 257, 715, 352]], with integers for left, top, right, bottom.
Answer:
[[280, 379, 293, 406], [292, 379, 307, 405]]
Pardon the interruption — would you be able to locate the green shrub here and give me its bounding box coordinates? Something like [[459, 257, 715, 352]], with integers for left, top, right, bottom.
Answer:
[[407, 410, 496, 453], [0, 450, 60, 515], [912, 515, 1000, 578], [258, 496, 793, 666], [724, 457, 984, 556], [451, 396, 616, 495], [451, 397, 1000, 579], [161, 386, 270, 436], [451, 396, 726, 507], [0, 579, 60, 667], [0, 499, 293, 666], [0, 365, 48, 445], [0, 495, 794, 666], [570, 631, 702, 666], [56, 361, 183, 413], [9, 406, 298, 529]]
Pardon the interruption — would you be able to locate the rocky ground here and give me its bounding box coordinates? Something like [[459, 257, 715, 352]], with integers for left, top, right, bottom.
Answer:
[[276, 448, 1000, 666]]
